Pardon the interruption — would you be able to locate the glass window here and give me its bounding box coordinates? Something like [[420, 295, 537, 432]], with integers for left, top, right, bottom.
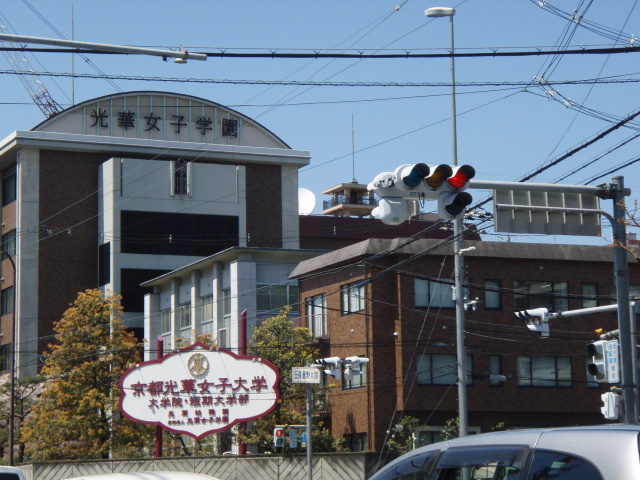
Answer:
[[160, 309, 171, 334], [415, 279, 454, 308], [436, 445, 529, 480], [528, 450, 603, 480], [179, 303, 191, 329], [582, 283, 598, 308], [372, 450, 439, 480], [417, 353, 473, 385], [514, 281, 569, 311], [1, 230, 16, 260], [485, 280, 501, 310], [0, 344, 11, 371], [517, 356, 572, 387], [489, 354, 504, 386], [173, 159, 189, 195], [306, 294, 327, 338], [2, 174, 16, 206], [341, 282, 365, 315], [256, 283, 299, 313], [201, 294, 213, 323], [222, 288, 231, 316], [343, 361, 367, 390], [1, 287, 13, 316], [343, 433, 368, 452]]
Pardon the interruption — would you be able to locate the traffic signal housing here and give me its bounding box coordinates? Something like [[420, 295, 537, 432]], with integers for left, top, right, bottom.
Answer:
[[343, 356, 370, 382], [437, 165, 476, 220], [586, 340, 619, 384], [315, 357, 342, 380], [514, 308, 550, 338], [273, 427, 285, 448]]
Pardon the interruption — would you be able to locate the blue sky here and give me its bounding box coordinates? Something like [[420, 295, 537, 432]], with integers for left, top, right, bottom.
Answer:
[[0, 0, 638, 245]]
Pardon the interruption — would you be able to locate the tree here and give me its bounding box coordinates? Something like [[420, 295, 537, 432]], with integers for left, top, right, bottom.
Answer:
[[240, 308, 334, 453], [386, 416, 419, 454], [0, 375, 44, 463], [22, 289, 154, 460]]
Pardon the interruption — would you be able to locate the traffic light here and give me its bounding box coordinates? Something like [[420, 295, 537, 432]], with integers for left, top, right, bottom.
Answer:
[[587, 340, 619, 383], [273, 427, 285, 448], [437, 165, 476, 220], [314, 357, 342, 380], [586, 340, 606, 382], [343, 356, 370, 381], [371, 197, 409, 226], [601, 391, 621, 420], [514, 308, 550, 338]]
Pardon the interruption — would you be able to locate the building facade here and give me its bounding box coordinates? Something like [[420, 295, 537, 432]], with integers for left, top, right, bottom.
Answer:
[[0, 91, 309, 376], [290, 238, 640, 452]]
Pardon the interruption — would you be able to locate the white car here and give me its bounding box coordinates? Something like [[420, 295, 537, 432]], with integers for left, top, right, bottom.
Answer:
[[64, 473, 221, 480], [0, 467, 27, 480], [369, 424, 640, 480]]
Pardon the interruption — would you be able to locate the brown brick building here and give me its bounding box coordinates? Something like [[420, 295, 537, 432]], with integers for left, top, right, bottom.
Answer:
[[290, 237, 640, 452]]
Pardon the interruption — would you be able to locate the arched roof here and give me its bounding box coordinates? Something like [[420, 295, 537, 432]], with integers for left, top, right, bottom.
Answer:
[[32, 91, 291, 149]]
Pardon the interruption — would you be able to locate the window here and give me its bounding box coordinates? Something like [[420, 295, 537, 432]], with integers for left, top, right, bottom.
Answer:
[[1, 287, 13, 316], [485, 279, 501, 310], [528, 451, 603, 480], [417, 353, 473, 385], [306, 294, 327, 338], [219, 288, 231, 348], [341, 282, 365, 314], [582, 283, 598, 308], [343, 433, 367, 452], [172, 159, 190, 196], [489, 354, 504, 386], [0, 344, 11, 371], [517, 356, 572, 387], [160, 309, 171, 334], [1, 230, 15, 260], [415, 279, 454, 308], [201, 294, 213, 323], [256, 283, 299, 313], [2, 174, 16, 206], [514, 280, 568, 311], [343, 361, 367, 390]]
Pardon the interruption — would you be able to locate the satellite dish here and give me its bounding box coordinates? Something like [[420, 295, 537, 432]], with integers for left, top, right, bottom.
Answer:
[[298, 188, 316, 215]]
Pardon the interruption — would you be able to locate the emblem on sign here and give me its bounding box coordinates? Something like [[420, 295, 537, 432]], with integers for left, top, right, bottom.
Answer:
[[188, 353, 209, 376]]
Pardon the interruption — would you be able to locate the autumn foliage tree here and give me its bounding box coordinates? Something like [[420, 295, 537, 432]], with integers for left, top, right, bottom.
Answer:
[[22, 289, 153, 460]]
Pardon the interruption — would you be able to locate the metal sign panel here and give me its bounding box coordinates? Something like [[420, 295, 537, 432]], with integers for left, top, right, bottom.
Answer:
[[493, 189, 601, 236], [292, 366, 322, 384], [606, 340, 620, 383], [119, 342, 280, 440]]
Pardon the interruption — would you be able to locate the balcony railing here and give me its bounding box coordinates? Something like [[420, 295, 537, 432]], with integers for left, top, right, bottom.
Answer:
[[323, 196, 378, 210]]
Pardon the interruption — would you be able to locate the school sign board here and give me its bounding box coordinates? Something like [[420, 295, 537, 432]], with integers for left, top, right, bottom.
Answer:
[[119, 342, 280, 440]]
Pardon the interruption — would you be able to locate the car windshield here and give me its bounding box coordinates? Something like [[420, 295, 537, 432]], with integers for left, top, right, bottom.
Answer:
[[436, 445, 529, 480]]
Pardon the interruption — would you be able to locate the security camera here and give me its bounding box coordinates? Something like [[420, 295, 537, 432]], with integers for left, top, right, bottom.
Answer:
[[394, 332, 399, 338]]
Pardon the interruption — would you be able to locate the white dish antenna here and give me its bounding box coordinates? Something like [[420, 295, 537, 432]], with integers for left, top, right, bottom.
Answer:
[[298, 188, 316, 215]]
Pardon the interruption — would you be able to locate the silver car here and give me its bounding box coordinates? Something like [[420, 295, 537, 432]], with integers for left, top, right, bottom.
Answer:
[[369, 425, 640, 480]]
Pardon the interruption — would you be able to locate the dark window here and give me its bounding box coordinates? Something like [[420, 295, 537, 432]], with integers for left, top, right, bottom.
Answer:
[[1, 287, 14, 316], [2, 174, 16, 206], [415, 279, 454, 308], [417, 353, 473, 386], [1, 230, 16, 260], [485, 279, 501, 310], [120, 269, 169, 313], [173, 159, 189, 195], [514, 280, 568, 311], [120, 210, 239, 256], [436, 445, 529, 480], [372, 450, 439, 480], [582, 283, 598, 308], [0, 344, 11, 371], [343, 433, 368, 452], [528, 451, 603, 480], [517, 356, 572, 387], [98, 242, 111, 286]]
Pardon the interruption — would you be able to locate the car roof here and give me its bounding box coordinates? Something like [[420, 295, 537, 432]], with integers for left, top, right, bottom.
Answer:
[[374, 424, 640, 479]]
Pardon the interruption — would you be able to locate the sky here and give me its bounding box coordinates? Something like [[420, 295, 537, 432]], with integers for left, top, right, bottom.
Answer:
[[0, 0, 638, 246]]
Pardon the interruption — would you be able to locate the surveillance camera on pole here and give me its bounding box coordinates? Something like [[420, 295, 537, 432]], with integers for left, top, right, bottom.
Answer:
[[514, 308, 550, 338]]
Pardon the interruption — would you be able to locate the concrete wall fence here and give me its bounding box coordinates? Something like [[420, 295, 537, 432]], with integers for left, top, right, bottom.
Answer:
[[20, 453, 389, 480]]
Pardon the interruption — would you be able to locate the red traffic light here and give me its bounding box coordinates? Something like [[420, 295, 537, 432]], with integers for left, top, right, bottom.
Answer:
[[447, 165, 475, 190], [275, 428, 285, 437]]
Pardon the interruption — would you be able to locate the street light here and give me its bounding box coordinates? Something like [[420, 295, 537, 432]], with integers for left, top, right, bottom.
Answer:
[[425, 6, 468, 438]]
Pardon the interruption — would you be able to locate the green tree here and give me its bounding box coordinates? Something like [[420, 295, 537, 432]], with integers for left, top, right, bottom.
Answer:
[[0, 375, 44, 463], [22, 289, 153, 460], [240, 308, 334, 453], [386, 416, 420, 454]]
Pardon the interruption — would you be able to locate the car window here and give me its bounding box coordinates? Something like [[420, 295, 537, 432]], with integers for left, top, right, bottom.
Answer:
[[435, 445, 529, 480], [373, 451, 439, 480], [0, 475, 22, 480], [527, 451, 603, 480]]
